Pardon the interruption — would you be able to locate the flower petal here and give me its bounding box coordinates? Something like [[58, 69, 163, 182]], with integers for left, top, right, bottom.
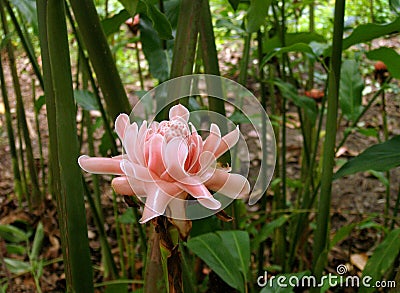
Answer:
[[135, 121, 148, 165], [214, 126, 240, 159], [203, 123, 221, 154], [139, 183, 179, 223], [186, 134, 203, 172], [169, 104, 189, 122], [111, 176, 135, 195], [146, 134, 166, 176], [123, 123, 139, 163], [204, 169, 250, 199], [120, 159, 155, 182], [176, 180, 221, 210], [115, 113, 129, 140], [78, 155, 123, 175], [163, 137, 189, 181]]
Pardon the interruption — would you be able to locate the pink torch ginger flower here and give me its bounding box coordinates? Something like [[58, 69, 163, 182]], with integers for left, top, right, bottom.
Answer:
[[79, 105, 250, 223]]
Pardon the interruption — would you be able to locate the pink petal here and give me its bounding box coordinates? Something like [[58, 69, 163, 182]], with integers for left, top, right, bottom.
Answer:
[[186, 134, 203, 172], [120, 159, 155, 182], [135, 121, 148, 165], [214, 126, 240, 159], [176, 179, 221, 210], [204, 169, 250, 199], [197, 151, 217, 175], [78, 155, 123, 175], [139, 183, 180, 223], [115, 114, 129, 140], [146, 134, 166, 176], [203, 124, 221, 154], [111, 176, 135, 195], [162, 137, 189, 181], [123, 123, 139, 163], [169, 104, 189, 122]]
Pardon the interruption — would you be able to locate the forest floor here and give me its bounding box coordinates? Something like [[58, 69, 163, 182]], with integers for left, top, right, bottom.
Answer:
[[0, 37, 400, 292]]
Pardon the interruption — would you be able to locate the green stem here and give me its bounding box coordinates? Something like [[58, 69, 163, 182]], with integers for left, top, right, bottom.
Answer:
[[381, 90, 391, 227], [391, 183, 400, 229], [65, 3, 118, 156], [198, 0, 227, 124], [38, 0, 94, 290], [5, 0, 44, 90], [83, 178, 119, 279], [336, 81, 391, 151], [68, 0, 131, 120], [32, 81, 46, 193], [0, 1, 42, 206], [312, 0, 346, 279], [0, 52, 22, 205], [238, 33, 251, 86]]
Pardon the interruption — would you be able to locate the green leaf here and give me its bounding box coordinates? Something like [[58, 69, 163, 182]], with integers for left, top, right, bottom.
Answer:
[[368, 170, 389, 187], [273, 80, 318, 124], [252, 215, 290, 251], [9, 0, 38, 34], [34, 95, 46, 113], [6, 244, 26, 255], [138, 0, 173, 40], [361, 228, 400, 292], [228, 0, 240, 10], [105, 283, 129, 293], [366, 47, 400, 79], [74, 90, 99, 111], [101, 9, 130, 36], [216, 231, 250, 277], [139, 16, 169, 82], [343, 17, 400, 49], [390, 0, 400, 14], [334, 135, 400, 179], [117, 0, 139, 16], [262, 43, 318, 67], [187, 232, 245, 292], [229, 110, 251, 124], [0, 224, 29, 243], [339, 60, 364, 121], [118, 208, 136, 224], [4, 258, 31, 274], [30, 222, 44, 260], [263, 32, 326, 54], [246, 0, 273, 33], [330, 223, 358, 249]]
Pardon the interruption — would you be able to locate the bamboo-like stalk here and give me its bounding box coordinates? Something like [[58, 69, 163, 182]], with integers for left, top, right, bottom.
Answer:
[[5, 0, 44, 90], [0, 55, 23, 205], [155, 0, 203, 121], [256, 28, 268, 281], [312, 0, 346, 279], [170, 0, 202, 79], [381, 90, 391, 227], [31, 81, 45, 192], [0, 1, 42, 207], [198, 0, 226, 120], [83, 179, 118, 279], [68, 0, 131, 120], [37, 0, 94, 291], [65, 4, 118, 156]]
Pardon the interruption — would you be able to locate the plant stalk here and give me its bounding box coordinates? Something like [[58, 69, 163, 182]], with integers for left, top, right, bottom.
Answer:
[[312, 0, 346, 279]]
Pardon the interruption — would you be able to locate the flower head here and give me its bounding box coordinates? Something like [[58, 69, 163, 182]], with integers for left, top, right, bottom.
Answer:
[[79, 105, 250, 223]]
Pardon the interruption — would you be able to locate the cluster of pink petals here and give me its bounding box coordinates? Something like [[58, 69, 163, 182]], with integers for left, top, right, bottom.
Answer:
[[79, 105, 250, 223]]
